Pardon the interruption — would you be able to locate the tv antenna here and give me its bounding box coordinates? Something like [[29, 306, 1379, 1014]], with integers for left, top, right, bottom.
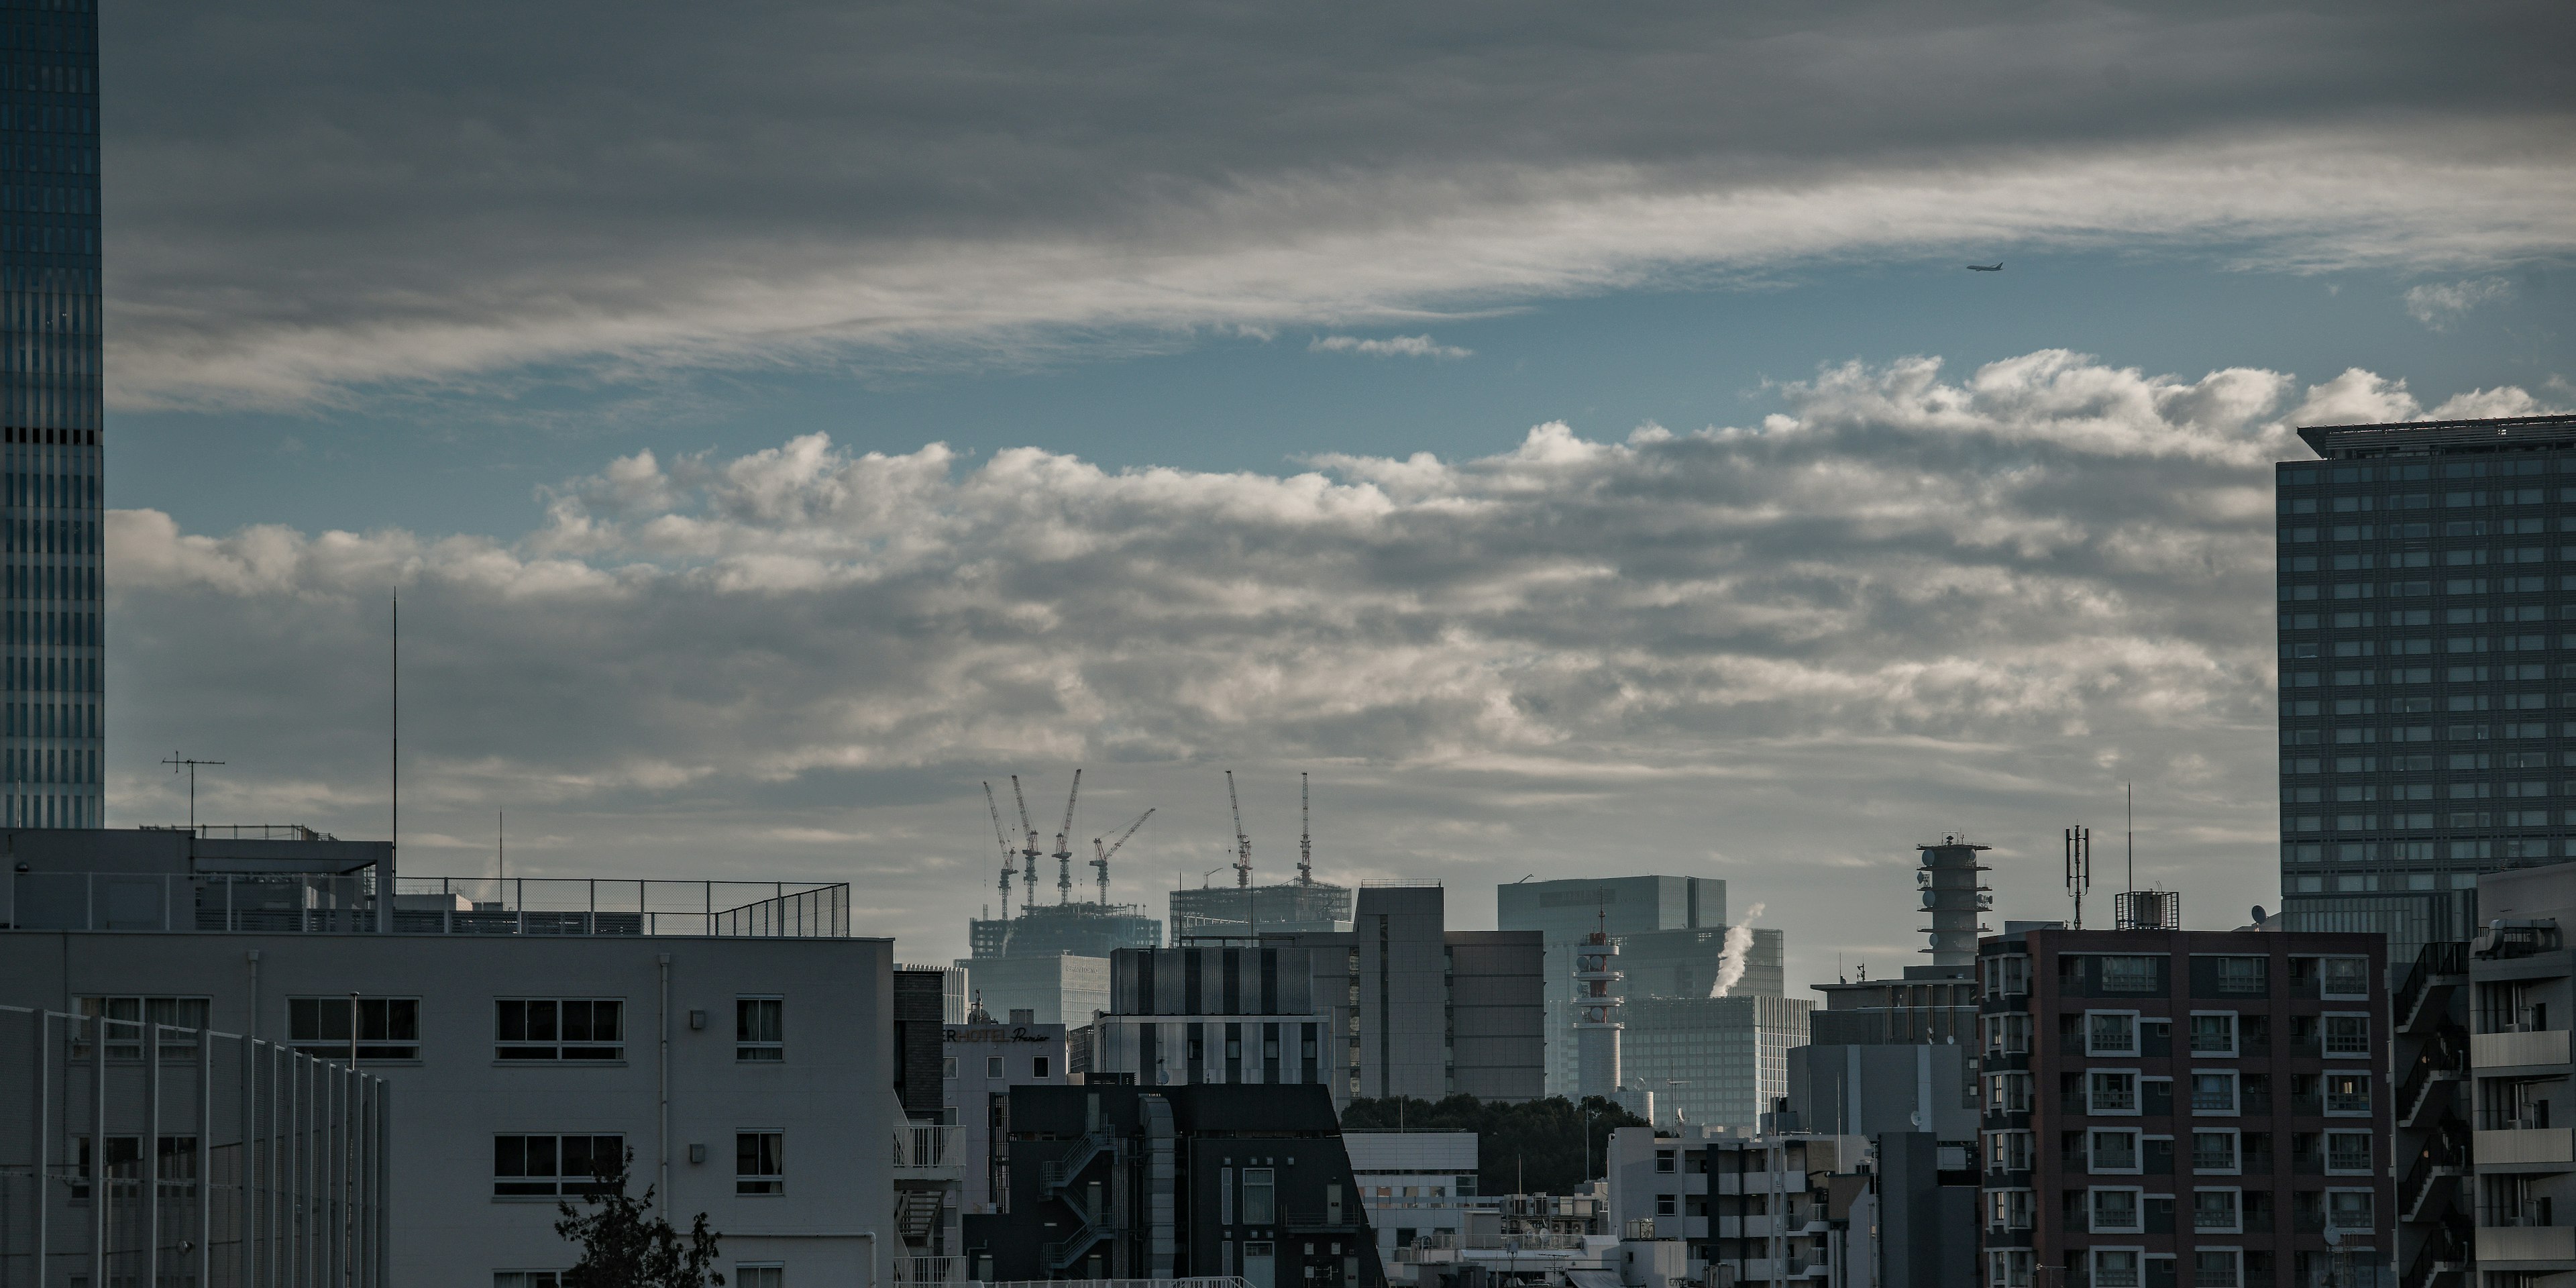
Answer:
[[2064, 824, 2092, 930], [1299, 772, 1313, 886], [161, 754, 225, 831]]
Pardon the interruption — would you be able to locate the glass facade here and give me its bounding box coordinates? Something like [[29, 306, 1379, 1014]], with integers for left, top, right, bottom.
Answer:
[[2275, 415, 2576, 965], [0, 0, 102, 828]]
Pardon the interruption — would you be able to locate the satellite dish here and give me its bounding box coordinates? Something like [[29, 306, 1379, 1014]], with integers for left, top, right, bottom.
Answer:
[[2323, 1228, 2341, 1247], [2251, 905, 2267, 926]]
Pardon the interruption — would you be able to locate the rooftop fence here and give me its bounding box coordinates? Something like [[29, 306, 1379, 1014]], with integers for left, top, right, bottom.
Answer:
[[5, 872, 850, 938]]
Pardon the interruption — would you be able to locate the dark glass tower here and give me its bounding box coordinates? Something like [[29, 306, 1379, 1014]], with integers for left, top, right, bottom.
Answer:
[[2276, 413, 2576, 967], [1, 0, 102, 828]]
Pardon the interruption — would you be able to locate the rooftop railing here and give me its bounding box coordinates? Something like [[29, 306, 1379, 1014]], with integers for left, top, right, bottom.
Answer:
[[7, 871, 851, 938]]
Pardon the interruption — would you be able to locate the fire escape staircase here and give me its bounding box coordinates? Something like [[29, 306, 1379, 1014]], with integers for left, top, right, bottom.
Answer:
[[1039, 1128, 1124, 1272], [2398, 1024, 2471, 1130], [2398, 942, 2469, 1037]]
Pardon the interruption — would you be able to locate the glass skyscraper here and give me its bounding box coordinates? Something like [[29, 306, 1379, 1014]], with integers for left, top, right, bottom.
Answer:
[[1, 0, 102, 828], [2277, 413, 2576, 967]]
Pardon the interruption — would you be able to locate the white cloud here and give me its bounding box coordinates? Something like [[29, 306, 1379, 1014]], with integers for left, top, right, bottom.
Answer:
[[2404, 277, 2516, 329], [1309, 334, 1474, 360], [105, 350, 2565, 977]]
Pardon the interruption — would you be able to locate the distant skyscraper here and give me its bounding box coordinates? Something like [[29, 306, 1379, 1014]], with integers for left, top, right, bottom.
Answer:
[[2276, 414, 2576, 965], [2, 0, 103, 829]]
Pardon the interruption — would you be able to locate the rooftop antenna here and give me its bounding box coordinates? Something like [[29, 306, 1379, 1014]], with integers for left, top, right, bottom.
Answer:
[[1299, 772, 1313, 886], [498, 809, 504, 883], [1010, 775, 1040, 895], [160, 753, 225, 833], [983, 782, 1016, 920], [1224, 770, 1251, 888], [2127, 782, 2135, 893], [1093, 808, 1154, 906], [1053, 768, 1081, 904], [2065, 824, 2092, 930], [390, 586, 398, 879]]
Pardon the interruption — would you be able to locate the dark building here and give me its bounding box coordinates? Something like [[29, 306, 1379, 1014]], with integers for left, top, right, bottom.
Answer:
[[2276, 413, 2576, 967], [963, 1082, 1385, 1288], [1976, 926, 2393, 1288], [3, 0, 105, 830], [1091, 944, 1330, 1091], [896, 964, 952, 1120]]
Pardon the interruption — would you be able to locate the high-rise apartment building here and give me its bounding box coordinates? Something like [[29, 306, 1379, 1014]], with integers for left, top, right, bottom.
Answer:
[[3, 0, 105, 829], [2277, 414, 2576, 965]]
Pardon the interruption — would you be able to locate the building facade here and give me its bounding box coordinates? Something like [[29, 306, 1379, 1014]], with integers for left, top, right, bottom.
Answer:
[[2463, 860, 2576, 1288], [1621, 994, 1814, 1134], [955, 952, 1111, 1027], [1341, 1130, 1483, 1268], [1, 828, 906, 1286], [943, 1012, 1068, 1216], [1604, 1126, 1872, 1288], [1498, 877, 1732, 1097], [1, 0, 104, 830], [1976, 926, 2394, 1288], [1090, 943, 1332, 1093], [2276, 413, 2576, 967]]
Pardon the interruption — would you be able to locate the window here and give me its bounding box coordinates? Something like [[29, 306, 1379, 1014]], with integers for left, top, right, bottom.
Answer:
[[2088, 1013, 2138, 1056], [2090, 1189, 2141, 1232], [1986, 1130, 2034, 1172], [2089, 1071, 2138, 1114], [2320, 958, 2369, 999], [737, 1132, 784, 1195], [1656, 1148, 1676, 1173], [1986, 1012, 2031, 1055], [2090, 1130, 2139, 1172], [1656, 1193, 1677, 1217], [1034, 1056, 1050, 1079], [1242, 1167, 1277, 1224], [494, 1134, 623, 1198], [2094, 1251, 2141, 1288], [1988, 1073, 2033, 1113], [73, 996, 209, 1060], [943, 1056, 958, 1079], [1990, 1250, 2035, 1288], [2099, 957, 2159, 992], [2325, 1132, 2371, 1174], [987, 1055, 1004, 1078], [2192, 1071, 2240, 1114], [2326, 1190, 2373, 1230], [1985, 1188, 2034, 1231], [494, 1274, 564, 1288], [288, 996, 421, 1061], [2324, 1073, 2371, 1115], [2194, 1250, 2241, 1288], [737, 1267, 784, 1288], [2214, 957, 2265, 995], [2191, 1131, 2239, 1173], [2192, 1189, 2241, 1231], [2190, 1014, 2237, 1056], [2323, 1014, 2369, 1056], [738, 998, 784, 1062], [1988, 955, 2030, 997], [497, 1000, 624, 1061]]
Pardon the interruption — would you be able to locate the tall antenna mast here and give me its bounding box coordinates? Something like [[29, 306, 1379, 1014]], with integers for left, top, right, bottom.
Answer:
[[1299, 772, 1313, 886], [1010, 775, 1040, 893], [984, 782, 1016, 919], [390, 588, 398, 873], [498, 810, 505, 883], [161, 753, 225, 832], [2064, 824, 2092, 930], [1224, 770, 1251, 888], [1053, 768, 1081, 904], [2127, 782, 2135, 893]]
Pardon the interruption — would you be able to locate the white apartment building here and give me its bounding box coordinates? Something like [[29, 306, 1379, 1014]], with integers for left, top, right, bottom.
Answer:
[[941, 1010, 1068, 1215], [0, 826, 923, 1287], [1342, 1130, 1484, 1267]]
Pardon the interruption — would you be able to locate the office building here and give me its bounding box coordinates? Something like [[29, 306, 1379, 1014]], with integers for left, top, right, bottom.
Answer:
[[1, 0, 103, 830], [943, 1008, 1069, 1215], [0, 1004, 388, 1287], [1620, 994, 1813, 1133], [1974, 924, 2393, 1288], [1091, 943, 1332, 1091], [1269, 883, 1546, 1107], [1, 826, 912, 1285], [2461, 861, 2576, 1288], [961, 1081, 1385, 1288], [1342, 1131, 1484, 1268], [2275, 413, 2576, 967], [956, 951, 1111, 1027], [1497, 876, 1733, 1097]]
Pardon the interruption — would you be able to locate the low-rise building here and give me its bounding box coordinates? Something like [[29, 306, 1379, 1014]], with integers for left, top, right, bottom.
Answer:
[[1343, 1130, 1485, 1265], [944, 1008, 1070, 1215], [1605, 1126, 1871, 1288]]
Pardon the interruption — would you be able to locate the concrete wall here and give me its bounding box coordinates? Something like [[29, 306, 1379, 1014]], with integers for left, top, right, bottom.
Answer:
[[0, 930, 892, 1287]]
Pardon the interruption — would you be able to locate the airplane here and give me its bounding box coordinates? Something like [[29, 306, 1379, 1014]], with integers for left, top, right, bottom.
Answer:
[[1966, 262, 2004, 272]]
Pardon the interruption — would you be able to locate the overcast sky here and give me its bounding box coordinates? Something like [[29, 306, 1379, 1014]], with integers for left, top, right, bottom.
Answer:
[[98, 1, 2575, 983]]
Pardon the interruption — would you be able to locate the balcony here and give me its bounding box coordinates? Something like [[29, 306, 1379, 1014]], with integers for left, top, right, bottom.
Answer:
[[2473, 1029, 2572, 1069], [2475, 1127, 2575, 1166], [892, 1258, 966, 1284], [2477, 1226, 2576, 1263], [894, 1124, 967, 1181]]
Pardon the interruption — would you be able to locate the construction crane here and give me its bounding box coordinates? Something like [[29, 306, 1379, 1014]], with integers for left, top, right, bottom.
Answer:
[[1091, 808, 1155, 905], [1010, 775, 1041, 894], [1051, 768, 1082, 904], [1224, 769, 1252, 888], [983, 781, 1016, 920], [1299, 772, 1313, 886]]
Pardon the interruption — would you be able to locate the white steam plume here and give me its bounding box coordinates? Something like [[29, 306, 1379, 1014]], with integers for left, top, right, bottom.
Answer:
[[1709, 902, 1767, 998]]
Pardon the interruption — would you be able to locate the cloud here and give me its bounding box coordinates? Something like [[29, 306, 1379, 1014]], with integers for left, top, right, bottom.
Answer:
[[105, 349, 2559, 978], [1309, 335, 1474, 360], [2404, 277, 2518, 330], [99, 1, 2576, 409]]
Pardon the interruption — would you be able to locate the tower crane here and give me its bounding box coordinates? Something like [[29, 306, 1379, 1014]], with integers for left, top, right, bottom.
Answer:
[[1051, 768, 1082, 904], [1224, 769, 1252, 888], [1091, 808, 1155, 906], [1299, 772, 1313, 886], [983, 781, 1016, 920], [1010, 775, 1040, 894]]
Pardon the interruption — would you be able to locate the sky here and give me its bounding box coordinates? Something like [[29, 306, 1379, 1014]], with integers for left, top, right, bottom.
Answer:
[[93, 0, 2576, 987]]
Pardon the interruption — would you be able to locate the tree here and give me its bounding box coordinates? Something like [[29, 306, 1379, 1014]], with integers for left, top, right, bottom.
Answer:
[[1340, 1093, 1650, 1197], [554, 1148, 727, 1288]]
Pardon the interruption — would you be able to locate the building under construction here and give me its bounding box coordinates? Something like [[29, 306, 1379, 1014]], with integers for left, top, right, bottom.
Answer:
[[958, 770, 1165, 1023], [1168, 771, 1352, 939]]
